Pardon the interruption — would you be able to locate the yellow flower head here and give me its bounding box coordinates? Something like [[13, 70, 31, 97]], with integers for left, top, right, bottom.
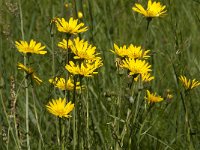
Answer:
[[46, 98, 74, 118], [55, 17, 88, 35], [65, 59, 103, 77], [78, 11, 83, 19], [111, 43, 127, 58], [179, 75, 200, 90], [15, 40, 47, 55], [65, 3, 69, 9], [166, 94, 173, 100], [121, 58, 151, 76], [69, 37, 100, 60], [58, 39, 73, 50], [132, 0, 167, 18], [127, 44, 150, 59], [134, 73, 154, 82], [145, 90, 163, 103], [49, 77, 82, 91], [17, 63, 42, 85]]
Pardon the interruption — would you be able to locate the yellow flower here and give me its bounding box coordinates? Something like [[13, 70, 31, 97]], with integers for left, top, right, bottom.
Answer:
[[65, 59, 103, 77], [65, 3, 69, 8], [17, 63, 42, 85], [15, 40, 47, 55], [78, 11, 83, 19], [134, 73, 154, 82], [145, 90, 163, 103], [121, 58, 151, 76], [179, 75, 200, 90], [46, 98, 74, 118], [58, 39, 73, 50], [55, 17, 88, 35], [132, 0, 167, 18], [166, 94, 173, 100], [110, 43, 127, 57], [49, 77, 82, 91], [69, 37, 100, 60], [127, 44, 150, 59]]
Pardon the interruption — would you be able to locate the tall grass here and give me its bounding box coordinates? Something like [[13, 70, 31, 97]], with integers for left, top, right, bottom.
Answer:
[[1, 0, 200, 149]]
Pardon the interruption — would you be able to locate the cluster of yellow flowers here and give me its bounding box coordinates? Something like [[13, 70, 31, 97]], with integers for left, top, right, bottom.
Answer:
[[111, 42, 163, 103], [131, 0, 200, 102], [111, 43, 154, 82], [110, 0, 166, 103], [49, 77, 82, 91], [47, 17, 102, 118], [15, 0, 200, 117]]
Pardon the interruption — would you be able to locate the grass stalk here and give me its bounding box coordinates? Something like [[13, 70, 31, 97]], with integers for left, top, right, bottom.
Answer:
[[180, 91, 194, 150], [18, 0, 30, 149], [24, 56, 30, 150], [31, 88, 44, 146], [72, 76, 77, 150], [115, 74, 122, 149], [86, 78, 90, 149], [59, 117, 65, 150]]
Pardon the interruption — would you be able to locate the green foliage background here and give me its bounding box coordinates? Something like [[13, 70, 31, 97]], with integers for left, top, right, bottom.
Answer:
[[1, 0, 200, 149]]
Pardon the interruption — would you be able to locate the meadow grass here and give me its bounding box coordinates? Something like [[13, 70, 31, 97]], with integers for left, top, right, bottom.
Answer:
[[1, 0, 200, 149]]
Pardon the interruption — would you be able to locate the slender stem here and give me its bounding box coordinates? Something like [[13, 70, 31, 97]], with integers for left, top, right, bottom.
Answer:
[[132, 77, 142, 124], [180, 91, 194, 149], [18, 0, 30, 149], [86, 78, 90, 149], [25, 57, 30, 150], [59, 118, 61, 149], [58, 117, 65, 150], [72, 111, 76, 150], [115, 74, 122, 149], [31, 88, 44, 146], [18, 0, 24, 40], [146, 18, 152, 30], [51, 6, 60, 145], [51, 26, 55, 78], [72, 0, 78, 18], [72, 76, 77, 150], [65, 35, 70, 102]]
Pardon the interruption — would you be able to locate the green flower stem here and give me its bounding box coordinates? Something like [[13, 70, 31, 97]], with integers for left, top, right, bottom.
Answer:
[[18, 0, 30, 149], [59, 118, 65, 150], [24, 56, 30, 150], [72, 76, 77, 150], [146, 18, 152, 30], [72, 110, 76, 150], [86, 78, 90, 149], [65, 35, 70, 102], [180, 91, 194, 149], [51, 25, 55, 79], [114, 74, 122, 149], [62, 120, 65, 150], [133, 77, 143, 124], [31, 88, 44, 146], [120, 109, 132, 147], [50, 8, 60, 145], [78, 76, 84, 148], [72, 0, 78, 18]]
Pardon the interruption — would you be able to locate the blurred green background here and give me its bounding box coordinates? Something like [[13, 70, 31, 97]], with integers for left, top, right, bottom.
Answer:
[[1, 0, 200, 149]]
